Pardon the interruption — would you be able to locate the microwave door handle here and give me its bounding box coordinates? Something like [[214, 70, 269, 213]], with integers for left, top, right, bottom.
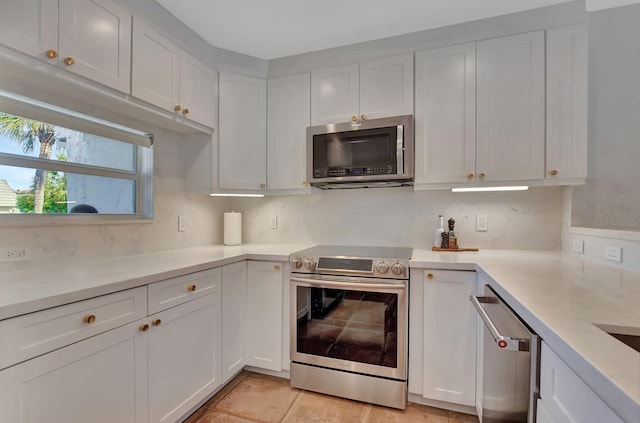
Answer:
[[396, 125, 404, 173], [291, 276, 404, 291], [470, 294, 529, 352]]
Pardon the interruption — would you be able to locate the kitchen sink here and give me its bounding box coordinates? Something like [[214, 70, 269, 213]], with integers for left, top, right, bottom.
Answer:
[[594, 324, 640, 353]]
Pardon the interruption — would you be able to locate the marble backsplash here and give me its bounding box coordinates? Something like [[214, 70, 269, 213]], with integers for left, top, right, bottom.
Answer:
[[230, 186, 564, 250], [0, 121, 565, 273], [0, 128, 230, 272]]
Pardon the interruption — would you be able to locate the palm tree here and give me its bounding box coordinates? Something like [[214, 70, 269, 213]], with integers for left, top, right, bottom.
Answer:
[[0, 114, 57, 213]]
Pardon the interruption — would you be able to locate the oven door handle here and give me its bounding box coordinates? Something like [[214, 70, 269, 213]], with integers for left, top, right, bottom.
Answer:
[[290, 276, 405, 291]]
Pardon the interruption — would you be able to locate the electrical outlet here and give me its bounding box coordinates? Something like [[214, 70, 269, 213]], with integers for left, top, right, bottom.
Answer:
[[270, 215, 278, 229], [0, 247, 32, 263], [178, 216, 187, 232], [476, 214, 488, 232], [606, 245, 622, 263], [572, 240, 584, 254]]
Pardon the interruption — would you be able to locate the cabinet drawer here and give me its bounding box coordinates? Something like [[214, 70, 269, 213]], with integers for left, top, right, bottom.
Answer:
[[0, 286, 147, 370], [148, 268, 221, 314]]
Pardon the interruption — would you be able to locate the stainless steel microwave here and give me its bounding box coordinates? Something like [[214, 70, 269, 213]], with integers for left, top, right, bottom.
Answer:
[[306, 115, 414, 189]]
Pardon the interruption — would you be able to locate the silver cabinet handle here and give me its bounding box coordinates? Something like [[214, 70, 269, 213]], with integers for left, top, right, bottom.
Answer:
[[470, 294, 529, 351]]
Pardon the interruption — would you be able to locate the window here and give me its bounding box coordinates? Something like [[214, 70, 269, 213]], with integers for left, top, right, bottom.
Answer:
[[0, 90, 153, 220]]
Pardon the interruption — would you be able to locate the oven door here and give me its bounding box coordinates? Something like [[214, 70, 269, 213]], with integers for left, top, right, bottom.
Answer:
[[290, 274, 407, 380]]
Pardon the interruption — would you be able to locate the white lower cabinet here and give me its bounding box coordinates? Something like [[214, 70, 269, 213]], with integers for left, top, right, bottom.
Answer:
[[148, 293, 221, 423], [245, 260, 284, 371], [537, 342, 624, 423], [423, 270, 477, 406], [0, 319, 149, 423], [222, 261, 247, 382], [409, 269, 477, 409]]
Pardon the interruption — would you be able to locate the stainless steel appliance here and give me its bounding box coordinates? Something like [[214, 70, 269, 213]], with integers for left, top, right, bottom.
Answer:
[[289, 245, 411, 409], [471, 285, 541, 423], [307, 115, 414, 189]]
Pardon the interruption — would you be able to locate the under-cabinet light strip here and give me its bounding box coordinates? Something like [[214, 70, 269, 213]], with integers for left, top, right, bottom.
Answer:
[[210, 193, 265, 198], [451, 186, 529, 192]]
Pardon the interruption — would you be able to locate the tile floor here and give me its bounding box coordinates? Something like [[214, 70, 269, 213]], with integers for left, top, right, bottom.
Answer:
[[184, 371, 479, 423]]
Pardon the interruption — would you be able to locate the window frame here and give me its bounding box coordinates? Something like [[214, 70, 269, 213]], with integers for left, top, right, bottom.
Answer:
[[0, 92, 154, 224]]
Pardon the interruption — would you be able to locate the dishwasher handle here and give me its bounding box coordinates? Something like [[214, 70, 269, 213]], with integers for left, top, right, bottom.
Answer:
[[470, 295, 530, 352]]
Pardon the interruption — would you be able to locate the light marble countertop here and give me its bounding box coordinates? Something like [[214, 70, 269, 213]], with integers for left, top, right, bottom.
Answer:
[[1, 245, 638, 421], [411, 249, 640, 423], [0, 244, 311, 321]]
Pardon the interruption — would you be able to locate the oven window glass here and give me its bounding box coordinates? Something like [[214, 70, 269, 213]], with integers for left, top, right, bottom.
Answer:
[[295, 286, 398, 368], [312, 126, 398, 173]]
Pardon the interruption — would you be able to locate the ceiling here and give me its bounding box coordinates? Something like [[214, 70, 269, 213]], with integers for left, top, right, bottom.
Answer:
[[154, 0, 575, 60]]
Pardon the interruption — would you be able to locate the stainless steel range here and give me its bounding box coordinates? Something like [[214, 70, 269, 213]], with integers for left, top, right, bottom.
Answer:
[[289, 245, 411, 409]]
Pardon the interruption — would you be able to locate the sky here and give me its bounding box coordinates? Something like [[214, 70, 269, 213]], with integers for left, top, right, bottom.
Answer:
[[0, 135, 65, 191]]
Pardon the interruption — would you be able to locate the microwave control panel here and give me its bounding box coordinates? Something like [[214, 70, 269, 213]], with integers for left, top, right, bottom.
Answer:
[[314, 165, 394, 178]]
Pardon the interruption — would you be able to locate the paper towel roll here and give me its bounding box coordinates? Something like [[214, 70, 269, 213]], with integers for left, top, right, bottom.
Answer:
[[224, 212, 242, 245]]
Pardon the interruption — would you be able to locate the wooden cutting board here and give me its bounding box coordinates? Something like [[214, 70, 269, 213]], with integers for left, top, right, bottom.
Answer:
[[431, 247, 479, 252]]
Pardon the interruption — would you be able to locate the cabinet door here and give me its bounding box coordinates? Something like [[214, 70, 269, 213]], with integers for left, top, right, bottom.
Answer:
[[180, 50, 217, 128], [219, 72, 267, 191], [476, 31, 545, 182], [267, 73, 311, 191], [360, 53, 414, 120], [546, 24, 588, 182], [245, 261, 283, 371], [148, 293, 221, 423], [539, 342, 624, 423], [58, 0, 132, 93], [0, 0, 57, 62], [131, 18, 180, 113], [222, 261, 247, 382], [0, 320, 148, 423], [415, 44, 476, 185], [311, 63, 359, 125], [423, 270, 476, 407]]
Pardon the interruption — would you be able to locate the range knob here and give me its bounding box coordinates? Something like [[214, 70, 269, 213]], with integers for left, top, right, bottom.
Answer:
[[391, 262, 405, 276], [375, 260, 390, 274], [291, 256, 303, 269], [303, 257, 316, 271]]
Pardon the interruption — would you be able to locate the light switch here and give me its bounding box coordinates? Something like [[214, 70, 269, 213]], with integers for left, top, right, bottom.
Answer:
[[572, 240, 584, 254], [178, 215, 187, 232], [606, 245, 622, 263], [270, 215, 278, 229], [476, 214, 488, 232]]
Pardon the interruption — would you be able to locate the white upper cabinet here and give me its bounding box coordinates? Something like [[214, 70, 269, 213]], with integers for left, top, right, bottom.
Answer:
[[58, 0, 132, 93], [311, 63, 359, 125], [179, 50, 217, 128], [415, 43, 476, 185], [546, 23, 588, 183], [132, 19, 217, 128], [311, 53, 413, 125], [0, 0, 58, 60], [131, 19, 180, 112], [476, 31, 545, 182], [218, 72, 267, 192], [267, 73, 311, 192], [360, 54, 414, 120], [0, 0, 131, 93]]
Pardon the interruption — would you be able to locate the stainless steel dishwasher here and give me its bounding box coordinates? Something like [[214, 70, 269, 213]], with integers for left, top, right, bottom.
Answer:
[[470, 285, 541, 423]]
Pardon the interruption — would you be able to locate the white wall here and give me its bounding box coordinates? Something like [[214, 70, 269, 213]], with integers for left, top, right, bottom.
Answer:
[[231, 187, 564, 250], [561, 4, 640, 271], [569, 3, 640, 231]]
